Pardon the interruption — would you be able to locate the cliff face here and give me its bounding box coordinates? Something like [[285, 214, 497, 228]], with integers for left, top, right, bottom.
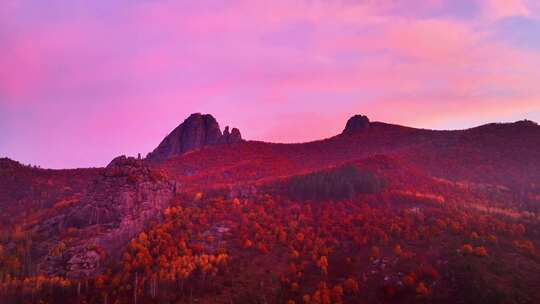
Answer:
[[39, 156, 176, 278], [146, 113, 243, 162]]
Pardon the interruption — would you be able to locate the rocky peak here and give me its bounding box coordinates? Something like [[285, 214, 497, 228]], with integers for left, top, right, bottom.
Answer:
[[147, 113, 243, 161], [342, 114, 370, 134], [230, 128, 242, 141], [221, 126, 242, 144]]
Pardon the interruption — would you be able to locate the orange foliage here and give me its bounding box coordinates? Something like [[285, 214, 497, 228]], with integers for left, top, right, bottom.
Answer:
[[343, 277, 359, 295], [393, 244, 402, 256], [513, 240, 536, 255], [317, 256, 329, 275], [474, 246, 488, 257], [369, 246, 380, 261], [242, 239, 253, 248], [402, 274, 416, 288], [416, 282, 429, 296], [332, 284, 344, 303], [462, 244, 473, 255]]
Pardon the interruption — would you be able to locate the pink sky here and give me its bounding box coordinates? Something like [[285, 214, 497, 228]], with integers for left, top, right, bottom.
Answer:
[[1, 0, 540, 168]]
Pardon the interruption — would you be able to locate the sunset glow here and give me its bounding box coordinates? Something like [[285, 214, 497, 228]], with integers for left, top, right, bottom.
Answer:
[[1, 0, 540, 168]]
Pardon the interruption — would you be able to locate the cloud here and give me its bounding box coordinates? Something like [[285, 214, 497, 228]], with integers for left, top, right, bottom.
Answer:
[[0, 0, 539, 167], [481, 0, 530, 20], [492, 16, 540, 49]]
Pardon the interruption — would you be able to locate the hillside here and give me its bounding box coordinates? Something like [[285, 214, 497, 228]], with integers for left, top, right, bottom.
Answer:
[[0, 114, 539, 304], [157, 119, 540, 193]]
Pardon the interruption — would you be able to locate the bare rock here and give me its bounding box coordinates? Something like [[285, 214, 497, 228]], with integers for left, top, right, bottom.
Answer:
[[220, 126, 243, 144], [40, 156, 175, 278], [230, 128, 242, 143], [342, 114, 370, 134], [147, 113, 243, 161], [66, 250, 101, 279]]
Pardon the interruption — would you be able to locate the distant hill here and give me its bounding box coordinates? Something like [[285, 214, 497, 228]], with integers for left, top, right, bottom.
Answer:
[[153, 115, 540, 192]]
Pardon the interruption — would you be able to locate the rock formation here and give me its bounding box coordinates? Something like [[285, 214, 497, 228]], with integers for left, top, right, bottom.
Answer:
[[220, 126, 242, 144], [146, 113, 243, 161], [229, 128, 242, 143], [39, 155, 176, 278], [342, 114, 370, 134]]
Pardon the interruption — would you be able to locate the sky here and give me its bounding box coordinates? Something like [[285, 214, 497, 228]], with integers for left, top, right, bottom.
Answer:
[[1, 0, 540, 168]]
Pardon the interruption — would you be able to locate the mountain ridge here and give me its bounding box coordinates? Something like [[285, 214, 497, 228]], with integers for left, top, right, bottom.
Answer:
[[1, 113, 540, 303], [2, 115, 537, 170]]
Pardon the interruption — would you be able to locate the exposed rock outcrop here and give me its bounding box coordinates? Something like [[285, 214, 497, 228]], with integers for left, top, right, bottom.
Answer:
[[220, 126, 242, 144], [342, 114, 370, 134], [230, 128, 242, 143], [147, 113, 243, 161], [0, 157, 22, 170], [39, 155, 175, 278]]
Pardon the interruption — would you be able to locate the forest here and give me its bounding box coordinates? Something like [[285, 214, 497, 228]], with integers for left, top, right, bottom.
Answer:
[[1, 174, 539, 304], [1, 119, 540, 304]]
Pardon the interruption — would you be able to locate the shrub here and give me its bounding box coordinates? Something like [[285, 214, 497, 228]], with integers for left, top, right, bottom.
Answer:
[[462, 244, 473, 255], [343, 277, 359, 294], [416, 282, 428, 296], [513, 240, 535, 255], [402, 275, 416, 288], [474, 246, 488, 257]]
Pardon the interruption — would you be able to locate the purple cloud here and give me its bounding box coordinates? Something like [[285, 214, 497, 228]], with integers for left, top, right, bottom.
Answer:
[[1, 0, 539, 168]]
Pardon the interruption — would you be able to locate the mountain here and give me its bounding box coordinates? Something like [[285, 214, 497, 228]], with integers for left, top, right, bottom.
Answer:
[[1, 114, 540, 304], [146, 113, 242, 162], [155, 116, 540, 192]]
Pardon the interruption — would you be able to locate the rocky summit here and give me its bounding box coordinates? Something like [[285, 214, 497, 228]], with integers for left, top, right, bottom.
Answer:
[[342, 114, 370, 134], [146, 113, 243, 161]]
